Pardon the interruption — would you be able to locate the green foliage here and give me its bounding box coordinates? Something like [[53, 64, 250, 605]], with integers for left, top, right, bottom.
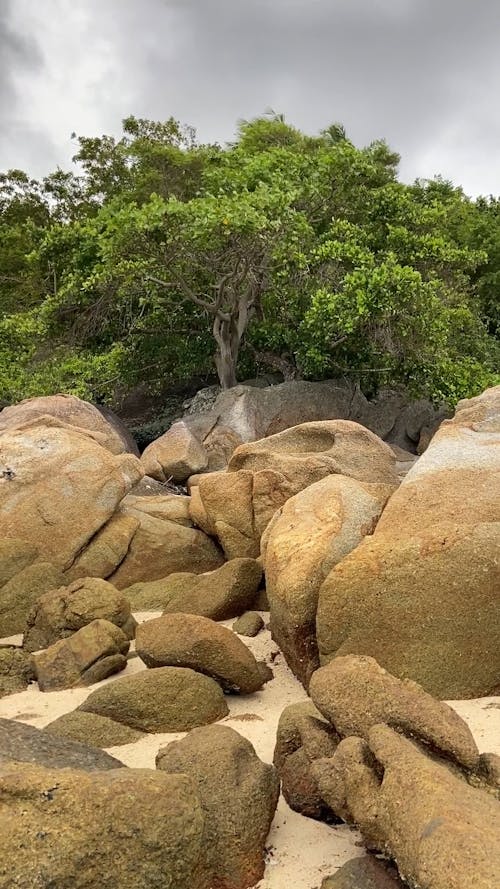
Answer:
[[0, 113, 498, 408]]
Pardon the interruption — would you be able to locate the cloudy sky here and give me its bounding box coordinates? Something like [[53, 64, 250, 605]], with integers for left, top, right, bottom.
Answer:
[[1, 0, 500, 196]]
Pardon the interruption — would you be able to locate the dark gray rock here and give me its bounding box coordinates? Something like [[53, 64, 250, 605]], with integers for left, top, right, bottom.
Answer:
[[0, 717, 124, 770]]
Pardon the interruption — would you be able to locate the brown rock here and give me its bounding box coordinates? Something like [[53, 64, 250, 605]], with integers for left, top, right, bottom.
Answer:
[[0, 647, 34, 697], [0, 716, 123, 770], [45, 710, 146, 747], [124, 557, 261, 618], [109, 498, 224, 588], [0, 761, 204, 889], [312, 725, 500, 889], [262, 476, 393, 686], [156, 724, 280, 889], [23, 577, 136, 653], [274, 701, 340, 820], [141, 419, 209, 482], [317, 386, 500, 699], [232, 611, 264, 637], [0, 393, 137, 455], [33, 619, 129, 691], [79, 666, 228, 732], [136, 613, 271, 693], [0, 420, 143, 573], [309, 656, 479, 770], [321, 856, 406, 888], [0, 545, 64, 637]]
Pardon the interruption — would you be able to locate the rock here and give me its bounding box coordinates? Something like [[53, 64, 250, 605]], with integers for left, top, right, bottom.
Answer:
[[309, 656, 479, 770], [0, 419, 143, 574], [0, 647, 35, 697], [196, 420, 398, 559], [136, 613, 271, 693], [312, 725, 500, 889], [262, 476, 393, 686], [0, 760, 204, 889], [477, 752, 500, 789], [156, 724, 280, 889], [0, 540, 64, 636], [0, 716, 123, 770], [23, 578, 136, 652], [233, 611, 264, 637], [32, 619, 129, 691], [79, 666, 228, 732], [0, 393, 138, 455], [317, 386, 500, 699], [274, 701, 340, 820], [45, 711, 146, 747], [141, 419, 209, 482], [108, 495, 224, 588], [64, 512, 140, 582], [124, 557, 262, 618], [321, 856, 406, 888], [121, 492, 192, 525]]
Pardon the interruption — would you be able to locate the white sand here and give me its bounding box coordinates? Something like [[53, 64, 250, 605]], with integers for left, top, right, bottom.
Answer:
[[0, 612, 499, 888]]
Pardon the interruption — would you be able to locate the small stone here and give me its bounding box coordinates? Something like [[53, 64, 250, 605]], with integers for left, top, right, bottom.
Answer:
[[233, 611, 264, 637]]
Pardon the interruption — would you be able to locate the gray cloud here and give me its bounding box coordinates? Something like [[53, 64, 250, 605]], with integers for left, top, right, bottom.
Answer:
[[1, 0, 500, 195]]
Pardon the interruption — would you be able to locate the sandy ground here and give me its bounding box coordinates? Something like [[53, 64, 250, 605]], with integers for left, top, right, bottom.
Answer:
[[1, 612, 499, 889]]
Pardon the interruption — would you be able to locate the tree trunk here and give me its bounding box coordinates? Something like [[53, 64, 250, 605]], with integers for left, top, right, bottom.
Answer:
[[213, 314, 240, 389]]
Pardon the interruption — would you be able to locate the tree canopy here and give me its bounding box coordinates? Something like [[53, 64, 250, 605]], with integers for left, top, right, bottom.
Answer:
[[0, 114, 498, 407]]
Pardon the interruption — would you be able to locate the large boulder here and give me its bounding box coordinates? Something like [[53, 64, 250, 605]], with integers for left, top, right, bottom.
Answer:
[[309, 656, 479, 770], [0, 716, 123, 770], [141, 419, 208, 482], [136, 613, 272, 693], [0, 420, 143, 574], [32, 619, 129, 691], [194, 421, 398, 559], [0, 393, 138, 455], [124, 557, 262, 617], [23, 577, 136, 652], [156, 724, 280, 889], [108, 494, 224, 588], [312, 725, 500, 889], [0, 761, 204, 889], [317, 386, 500, 698], [262, 476, 394, 686], [0, 539, 64, 636], [45, 711, 146, 747], [79, 666, 228, 732]]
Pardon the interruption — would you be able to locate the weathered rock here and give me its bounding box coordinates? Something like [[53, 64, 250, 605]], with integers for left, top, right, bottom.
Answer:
[[45, 710, 146, 747], [136, 613, 271, 693], [157, 724, 280, 889], [312, 725, 500, 889], [233, 611, 264, 637], [33, 619, 129, 691], [0, 547, 65, 637], [0, 420, 143, 574], [0, 647, 35, 697], [108, 495, 224, 588], [0, 393, 138, 455], [196, 421, 398, 559], [64, 512, 140, 582], [317, 386, 500, 699], [321, 856, 406, 889], [262, 476, 393, 686], [309, 656, 479, 770], [274, 701, 340, 820], [0, 716, 123, 770], [0, 760, 204, 889], [23, 577, 136, 652], [79, 666, 228, 731], [124, 557, 262, 618], [141, 419, 209, 482]]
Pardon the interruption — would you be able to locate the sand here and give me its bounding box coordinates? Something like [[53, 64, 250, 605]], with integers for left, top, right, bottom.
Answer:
[[1, 611, 499, 888]]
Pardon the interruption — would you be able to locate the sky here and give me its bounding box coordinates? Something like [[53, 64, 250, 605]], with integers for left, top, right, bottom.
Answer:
[[1, 0, 500, 196]]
